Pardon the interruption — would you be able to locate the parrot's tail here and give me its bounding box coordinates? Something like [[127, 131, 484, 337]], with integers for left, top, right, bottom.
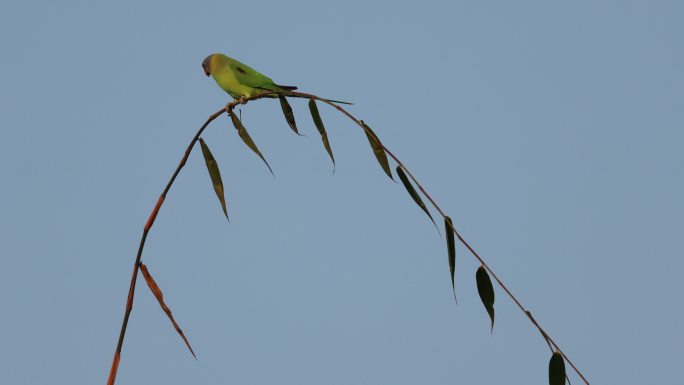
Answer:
[[318, 97, 353, 105], [287, 93, 353, 105], [275, 84, 298, 91], [265, 85, 353, 105]]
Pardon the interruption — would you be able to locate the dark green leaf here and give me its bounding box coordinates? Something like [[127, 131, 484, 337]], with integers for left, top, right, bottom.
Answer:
[[396, 165, 437, 229], [199, 138, 228, 220], [361, 121, 393, 180], [229, 112, 274, 175], [278, 95, 300, 135], [549, 351, 566, 385], [308, 98, 335, 170], [476, 266, 495, 332], [444, 216, 456, 302]]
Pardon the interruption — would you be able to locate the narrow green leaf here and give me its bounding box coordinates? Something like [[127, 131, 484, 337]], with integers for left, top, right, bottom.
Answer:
[[229, 112, 274, 175], [278, 95, 301, 135], [308, 98, 335, 170], [396, 166, 437, 229], [199, 138, 228, 220], [361, 120, 393, 180], [549, 351, 566, 385], [444, 216, 456, 302], [476, 266, 495, 332]]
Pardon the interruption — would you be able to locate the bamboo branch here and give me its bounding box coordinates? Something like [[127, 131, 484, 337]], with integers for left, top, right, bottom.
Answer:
[[106, 91, 590, 385], [288, 90, 590, 384], [106, 108, 226, 385]]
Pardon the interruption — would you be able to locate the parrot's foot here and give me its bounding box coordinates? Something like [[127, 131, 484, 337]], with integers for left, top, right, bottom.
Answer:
[[238, 96, 248, 105]]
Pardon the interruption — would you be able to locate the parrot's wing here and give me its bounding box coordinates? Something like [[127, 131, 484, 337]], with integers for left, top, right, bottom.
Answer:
[[226, 59, 278, 89]]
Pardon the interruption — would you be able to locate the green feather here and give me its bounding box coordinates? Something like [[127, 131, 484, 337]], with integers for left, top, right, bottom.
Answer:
[[204, 53, 290, 99], [202, 53, 351, 104]]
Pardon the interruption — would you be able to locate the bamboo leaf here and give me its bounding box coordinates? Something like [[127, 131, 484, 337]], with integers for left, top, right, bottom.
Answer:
[[396, 165, 437, 228], [199, 138, 228, 220], [549, 351, 566, 385], [444, 216, 456, 302], [308, 98, 335, 170], [361, 121, 393, 180], [278, 95, 301, 135], [229, 112, 274, 175], [140, 263, 197, 359], [476, 265, 495, 332]]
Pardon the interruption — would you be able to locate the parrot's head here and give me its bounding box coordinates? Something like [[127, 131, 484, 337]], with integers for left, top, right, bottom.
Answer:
[[202, 54, 214, 77]]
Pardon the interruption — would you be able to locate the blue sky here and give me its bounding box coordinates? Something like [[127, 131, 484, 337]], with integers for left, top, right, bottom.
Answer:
[[0, 1, 682, 384]]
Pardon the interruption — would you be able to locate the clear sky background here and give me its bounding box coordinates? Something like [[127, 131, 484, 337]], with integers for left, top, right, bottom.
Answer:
[[0, 1, 682, 384]]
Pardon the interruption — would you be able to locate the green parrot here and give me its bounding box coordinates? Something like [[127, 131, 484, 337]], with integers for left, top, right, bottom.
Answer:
[[202, 53, 350, 104]]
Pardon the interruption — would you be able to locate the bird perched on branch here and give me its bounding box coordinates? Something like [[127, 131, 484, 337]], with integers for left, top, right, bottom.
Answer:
[[202, 53, 350, 104]]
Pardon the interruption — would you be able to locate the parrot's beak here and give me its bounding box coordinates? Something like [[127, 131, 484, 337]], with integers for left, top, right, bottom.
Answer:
[[203, 66, 210, 76]]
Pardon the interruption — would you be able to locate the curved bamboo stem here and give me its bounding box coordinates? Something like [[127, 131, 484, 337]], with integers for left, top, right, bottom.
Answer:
[[106, 91, 590, 385], [106, 108, 226, 385]]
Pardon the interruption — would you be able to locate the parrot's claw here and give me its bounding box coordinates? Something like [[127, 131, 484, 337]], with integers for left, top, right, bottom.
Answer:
[[238, 96, 248, 105]]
